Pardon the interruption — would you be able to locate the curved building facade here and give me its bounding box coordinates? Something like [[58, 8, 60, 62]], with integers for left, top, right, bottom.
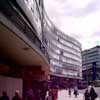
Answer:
[[43, 12, 82, 80]]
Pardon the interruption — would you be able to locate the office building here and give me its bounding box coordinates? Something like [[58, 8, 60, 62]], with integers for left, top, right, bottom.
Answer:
[[82, 46, 100, 82], [43, 11, 82, 87]]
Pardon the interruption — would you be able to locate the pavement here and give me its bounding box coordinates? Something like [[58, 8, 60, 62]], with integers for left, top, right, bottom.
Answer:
[[79, 87, 100, 98], [57, 89, 100, 100]]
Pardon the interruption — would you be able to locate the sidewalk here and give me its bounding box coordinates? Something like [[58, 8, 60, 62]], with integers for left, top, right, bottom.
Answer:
[[57, 90, 100, 100]]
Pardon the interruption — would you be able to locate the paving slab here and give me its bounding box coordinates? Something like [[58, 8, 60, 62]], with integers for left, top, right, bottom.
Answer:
[[57, 90, 100, 100]]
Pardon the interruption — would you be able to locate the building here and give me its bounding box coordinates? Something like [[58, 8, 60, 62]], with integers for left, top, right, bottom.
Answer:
[[0, 0, 82, 98], [43, 11, 82, 88], [0, 0, 49, 99], [82, 46, 100, 83]]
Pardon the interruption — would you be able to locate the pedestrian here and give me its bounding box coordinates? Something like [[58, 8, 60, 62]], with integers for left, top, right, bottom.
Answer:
[[46, 88, 52, 100], [26, 88, 35, 100], [52, 86, 58, 100], [90, 86, 97, 100], [68, 88, 71, 97], [12, 90, 22, 100], [40, 81, 48, 100], [0, 91, 9, 100], [84, 88, 90, 100], [74, 87, 78, 97], [49, 85, 58, 100]]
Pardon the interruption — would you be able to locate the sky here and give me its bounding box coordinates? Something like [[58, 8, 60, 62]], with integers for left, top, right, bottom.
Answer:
[[44, 0, 100, 50]]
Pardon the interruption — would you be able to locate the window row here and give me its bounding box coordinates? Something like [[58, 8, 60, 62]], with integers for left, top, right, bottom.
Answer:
[[49, 51, 81, 64], [56, 31, 81, 48], [49, 41, 81, 57], [46, 30, 81, 53], [62, 70, 78, 76], [48, 45, 81, 60]]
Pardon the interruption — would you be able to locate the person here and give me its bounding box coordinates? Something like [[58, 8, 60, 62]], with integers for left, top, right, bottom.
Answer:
[[40, 81, 48, 100], [90, 86, 97, 100], [12, 90, 22, 100], [52, 86, 58, 100], [0, 91, 9, 100], [74, 87, 78, 97], [68, 88, 71, 97], [26, 88, 35, 100], [46, 88, 53, 100], [84, 88, 90, 100], [48, 85, 58, 100]]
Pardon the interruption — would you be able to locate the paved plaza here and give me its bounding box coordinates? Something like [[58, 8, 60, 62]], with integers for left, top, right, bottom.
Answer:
[[58, 90, 100, 100]]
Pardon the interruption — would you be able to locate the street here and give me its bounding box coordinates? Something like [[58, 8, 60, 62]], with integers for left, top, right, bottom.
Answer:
[[79, 87, 100, 98], [58, 88, 100, 100]]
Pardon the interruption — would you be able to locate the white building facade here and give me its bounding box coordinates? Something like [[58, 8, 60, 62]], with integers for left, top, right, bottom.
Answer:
[[43, 12, 82, 80]]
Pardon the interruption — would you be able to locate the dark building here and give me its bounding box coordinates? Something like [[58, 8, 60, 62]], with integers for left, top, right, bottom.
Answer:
[[82, 46, 100, 83]]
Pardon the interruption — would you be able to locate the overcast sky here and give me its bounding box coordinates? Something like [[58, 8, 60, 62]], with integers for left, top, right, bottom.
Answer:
[[44, 0, 100, 50]]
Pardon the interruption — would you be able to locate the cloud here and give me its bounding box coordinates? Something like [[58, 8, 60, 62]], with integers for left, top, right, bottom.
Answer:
[[44, 0, 100, 50], [62, 0, 100, 17]]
